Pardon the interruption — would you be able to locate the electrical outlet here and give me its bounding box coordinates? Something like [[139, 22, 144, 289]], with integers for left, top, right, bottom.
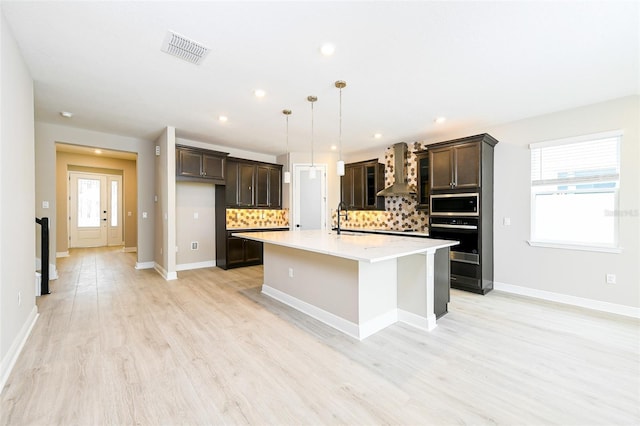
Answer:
[[606, 273, 616, 284], [194, 212, 199, 219], [288, 267, 294, 278], [18, 291, 21, 306], [191, 241, 199, 250], [503, 217, 511, 226]]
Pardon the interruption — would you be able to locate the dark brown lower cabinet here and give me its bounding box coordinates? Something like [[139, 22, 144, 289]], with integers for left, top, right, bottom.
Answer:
[[227, 234, 263, 267], [216, 227, 289, 270]]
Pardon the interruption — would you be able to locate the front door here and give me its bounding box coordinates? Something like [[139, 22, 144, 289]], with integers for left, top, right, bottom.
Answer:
[[69, 172, 123, 247]]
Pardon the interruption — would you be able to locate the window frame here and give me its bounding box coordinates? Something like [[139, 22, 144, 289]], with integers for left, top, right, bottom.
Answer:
[[528, 130, 623, 253]]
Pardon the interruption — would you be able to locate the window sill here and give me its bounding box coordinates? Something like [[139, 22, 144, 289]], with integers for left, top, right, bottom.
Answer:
[[527, 240, 622, 254]]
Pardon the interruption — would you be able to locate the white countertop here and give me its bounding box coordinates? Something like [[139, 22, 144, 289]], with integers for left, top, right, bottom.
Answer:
[[234, 230, 457, 263], [227, 226, 289, 231]]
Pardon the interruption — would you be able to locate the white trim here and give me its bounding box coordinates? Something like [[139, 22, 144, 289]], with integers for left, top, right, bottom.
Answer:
[[154, 263, 177, 280], [527, 240, 622, 254], [0, 306, 38, 394], [56, 251, 69, 258], [262, 284, 361, 339], [49, 264, 58, 280], [528, 129, 623, 149], [176, 260, 216, 271], [494, 281, 640, 319], [122, 247, 137, 253], [135, 261, 154, 269], [359, 310, 398, 339], [398, 309, 436, 331]]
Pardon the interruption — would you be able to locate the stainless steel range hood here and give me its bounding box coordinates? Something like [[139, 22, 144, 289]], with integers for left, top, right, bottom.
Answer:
[[377, 142, 417, 196]]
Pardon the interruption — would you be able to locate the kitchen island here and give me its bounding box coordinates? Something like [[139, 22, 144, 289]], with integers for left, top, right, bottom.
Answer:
[[234, 230, 457, 340]]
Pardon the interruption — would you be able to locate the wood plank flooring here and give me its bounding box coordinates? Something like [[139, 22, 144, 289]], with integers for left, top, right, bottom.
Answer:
[[1, 246, 638, 425]]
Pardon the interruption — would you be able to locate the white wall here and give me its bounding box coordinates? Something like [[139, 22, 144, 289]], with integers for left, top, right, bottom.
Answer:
[[153, 127, 176, 279], [176, 182, 216, 269], [0, 11, 38, 392], [488, 96, 639, 310], [35, 123, 156, 267]]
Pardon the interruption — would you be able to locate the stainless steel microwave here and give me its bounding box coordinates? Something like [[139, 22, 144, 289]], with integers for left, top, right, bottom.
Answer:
[[430, 193, 479, 216]]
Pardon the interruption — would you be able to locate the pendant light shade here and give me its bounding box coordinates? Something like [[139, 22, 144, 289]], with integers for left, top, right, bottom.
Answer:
[[335, 80, 347, 177], [282, 109, 292, 184], [307, 95, 317, 180]]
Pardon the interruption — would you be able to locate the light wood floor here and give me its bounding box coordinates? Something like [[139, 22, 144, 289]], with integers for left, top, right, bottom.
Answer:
[[1, 247, 639, 425]]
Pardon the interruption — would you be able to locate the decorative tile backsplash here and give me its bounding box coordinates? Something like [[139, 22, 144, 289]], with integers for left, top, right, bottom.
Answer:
[[227, 208, 289, 229], [332, 141, 430, 232], [382, 141, 429, 232]]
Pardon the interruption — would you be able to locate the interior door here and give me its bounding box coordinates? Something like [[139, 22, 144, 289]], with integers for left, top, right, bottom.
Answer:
[[69, 172, 123, 248], [293, 164, 326, 230]]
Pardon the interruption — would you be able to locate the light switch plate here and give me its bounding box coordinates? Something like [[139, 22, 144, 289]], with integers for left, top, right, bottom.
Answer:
[[42, 201, 49, 209]]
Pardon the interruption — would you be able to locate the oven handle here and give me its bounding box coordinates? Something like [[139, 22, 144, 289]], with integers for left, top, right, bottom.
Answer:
[[430, 224, 478, 230]]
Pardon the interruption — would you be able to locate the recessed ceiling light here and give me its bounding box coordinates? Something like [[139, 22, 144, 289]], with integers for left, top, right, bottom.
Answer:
[[330, 145, 337, 151], [434, 116, 447, 124], [94, 149, 102, 154], [373, 133, 382, 139], [320, 43, 335, 56], [60, 111, 73, 118], [218, 115, 228, 122], [254, 89, 266, 98]]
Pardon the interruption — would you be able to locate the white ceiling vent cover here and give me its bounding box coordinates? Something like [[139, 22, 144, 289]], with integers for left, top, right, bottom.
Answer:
[[161, 30, 210, 65]]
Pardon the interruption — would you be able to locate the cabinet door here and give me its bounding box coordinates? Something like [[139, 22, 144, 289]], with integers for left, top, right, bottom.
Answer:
[[268, 167, 282, 208], [238, 164, 255, 206], [416, 152, 429, 206], [202, 153, 225, 180], [225, 161, 239, 206], [341, 167, 354, 207], [351, 165, 365, 209], [227, 236, 246, 266], [255, 166, 270, 207], [364, 165, 377, 208], [177, 150, 202, 178], [453, 142, 481, 188], [244, 239, 263, 263], [430, 147, 454, 190]]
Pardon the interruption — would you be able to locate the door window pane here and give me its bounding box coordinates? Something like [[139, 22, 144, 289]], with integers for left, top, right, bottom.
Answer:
[[111, 180, 118, 227], [78, 178, 100, 227]]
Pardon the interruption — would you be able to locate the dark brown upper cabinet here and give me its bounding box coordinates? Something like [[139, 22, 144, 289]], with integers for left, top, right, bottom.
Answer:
[[428, 134, 498, 192], [415, 150, 429, 209], [341, 160, 385, 210], [176, 146, 227, 184], [226, 159, 282, 209]]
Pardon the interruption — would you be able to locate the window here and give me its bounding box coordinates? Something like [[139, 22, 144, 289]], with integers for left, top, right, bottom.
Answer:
[[529, 130, 622, 252]]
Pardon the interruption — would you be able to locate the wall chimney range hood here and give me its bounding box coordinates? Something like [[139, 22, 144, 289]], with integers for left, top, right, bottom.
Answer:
[[377, 142, 417, 197]]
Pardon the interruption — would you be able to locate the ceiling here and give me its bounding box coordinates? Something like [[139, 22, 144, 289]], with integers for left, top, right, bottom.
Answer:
[[2, 1, 638, 157]]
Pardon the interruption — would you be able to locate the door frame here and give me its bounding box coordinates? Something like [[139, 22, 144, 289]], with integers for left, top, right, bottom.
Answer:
[[68, 170, 124, 248], [292, 163, 328, 231]]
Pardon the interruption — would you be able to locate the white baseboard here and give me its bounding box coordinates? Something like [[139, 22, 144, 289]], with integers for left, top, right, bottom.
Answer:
[[262, 285, 408, 340], [135, 261, 154, 270], [494, 281, 640, 319], [359, 309, 398, 339], [0, 306, 38, 395], [176, 260, 216, 271], [56, 251, 69, 258], [154, 263, 177, 281], [122, 247, 137, 253], [262, 285, 361, 339], [398, 309, 437, 331]]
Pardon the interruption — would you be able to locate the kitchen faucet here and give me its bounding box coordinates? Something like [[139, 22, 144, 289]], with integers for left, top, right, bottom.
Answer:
[[336, 201, 349, 235]]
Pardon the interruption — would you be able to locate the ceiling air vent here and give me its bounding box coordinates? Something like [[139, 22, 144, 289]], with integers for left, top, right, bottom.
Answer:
[[161, 30, 210, 65]]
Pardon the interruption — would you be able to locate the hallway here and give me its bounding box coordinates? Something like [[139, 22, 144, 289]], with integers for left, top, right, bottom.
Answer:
[[1, 247, 639, 425]]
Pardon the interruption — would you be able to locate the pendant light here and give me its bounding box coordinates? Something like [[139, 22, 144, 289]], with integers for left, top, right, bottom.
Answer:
[[335, 80, 346, 176], [307, 95, 317, 179], [282, 109, 292, 184]]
